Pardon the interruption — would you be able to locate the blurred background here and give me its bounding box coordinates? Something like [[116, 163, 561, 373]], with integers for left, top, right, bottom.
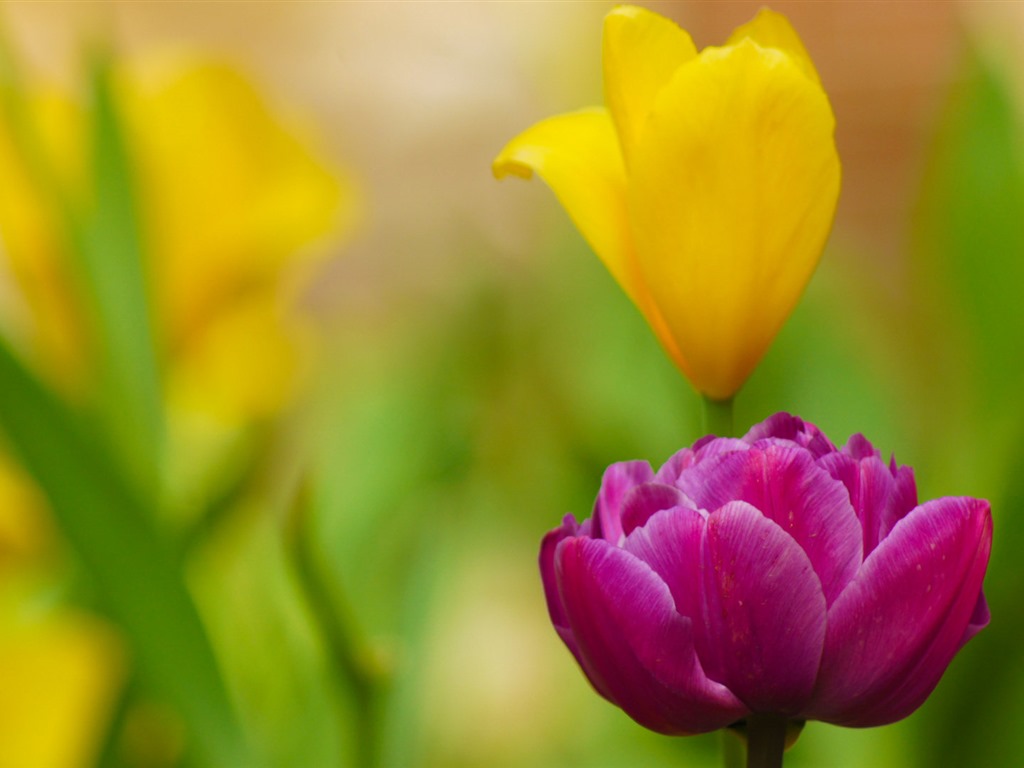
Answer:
[[0, 1, 1020, 767]]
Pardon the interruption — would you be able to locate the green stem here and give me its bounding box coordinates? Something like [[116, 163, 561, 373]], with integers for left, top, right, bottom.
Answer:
[[285, 488, 384, 768], [701, 395, 735, 437], [745, 714, 788, 768]]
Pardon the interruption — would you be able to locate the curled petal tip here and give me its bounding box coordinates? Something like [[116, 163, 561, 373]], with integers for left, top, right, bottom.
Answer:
[[491, 154, 534, 181]]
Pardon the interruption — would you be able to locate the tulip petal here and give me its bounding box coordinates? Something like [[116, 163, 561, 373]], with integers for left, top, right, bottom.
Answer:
[[726, 8, 822, 85], [679, 445, 862, 604], [557, 537, 747, 734], [539, 515, 581, 650], [492, 108, 640, 300], [622, 506, 710, 673], [629, 40, 840, 399], [700, 501, 827, 713], [744, 412, 836, 457], [620, 482, 687, 536], [603, 5, 697, 165], [593, 460, 654, 544], [818, 452, 918, 557], [961, 591, 990, 647], [809, 497, 992, 726]]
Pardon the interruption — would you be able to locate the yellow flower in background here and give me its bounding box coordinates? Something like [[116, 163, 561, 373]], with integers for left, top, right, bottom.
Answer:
[[0, 51, 351, 766], [123, 56, 353, 426], [0, 597, 123, 768], [0, 52, 353, 428], [494, 6, 840, 400], [0, 456, 54, 574]]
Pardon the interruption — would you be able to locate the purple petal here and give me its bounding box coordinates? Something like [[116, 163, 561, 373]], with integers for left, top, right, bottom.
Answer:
[[540, 515, 580, 636], [556, 537, 748, 734], [744, 413, 836, 457], [593, 461, 654, 544], [818, 452, 909, 557], [808, 496, 992, 726], [654, 439, 749, 485], [961, 592, 990, 646], [622, 506, 712, 676], [890, 464, 918, 528], [680, 445, 862, 604], [842, 434, 878, 460], [654, 448, 693, 484], [620, 483, 688, 536], [700, 501, 828, 714]]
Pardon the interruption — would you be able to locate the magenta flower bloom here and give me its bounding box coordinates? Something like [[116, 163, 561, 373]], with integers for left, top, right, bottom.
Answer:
[[541, 414, 991, 734]]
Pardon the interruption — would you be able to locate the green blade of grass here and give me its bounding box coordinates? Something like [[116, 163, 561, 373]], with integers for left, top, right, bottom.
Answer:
[[0, 36, 163, 493], [78, 49, 164, 492], [0, 336, 255, 768]]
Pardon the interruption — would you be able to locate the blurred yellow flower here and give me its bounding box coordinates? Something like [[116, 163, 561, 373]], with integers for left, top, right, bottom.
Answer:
[[0, 456, 53, 574], [0, 596, 123, 768], [0, 49, 352, 767], [494, 6, 840, 400], [124, 55, 353, 427], [0, 51, 353, 427]]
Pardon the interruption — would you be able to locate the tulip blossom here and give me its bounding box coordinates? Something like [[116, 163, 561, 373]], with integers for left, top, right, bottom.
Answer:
[[0, 54, 351, 428], [494, 7, 840, 400], [541, 414, 991, 736]]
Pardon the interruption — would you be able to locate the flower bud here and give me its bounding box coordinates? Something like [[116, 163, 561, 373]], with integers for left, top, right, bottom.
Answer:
[[495, 7, 840, 399], [541, 414, 991, 733]]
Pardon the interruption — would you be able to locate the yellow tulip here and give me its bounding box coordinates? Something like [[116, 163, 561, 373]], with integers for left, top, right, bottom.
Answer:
[[120, 56, 353, 427], [0, 53, 352, 427], [494, 6, 840, 400]]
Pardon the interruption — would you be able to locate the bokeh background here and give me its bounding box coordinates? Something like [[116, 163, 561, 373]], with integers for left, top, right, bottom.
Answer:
[[0, 1, 1021, 767]]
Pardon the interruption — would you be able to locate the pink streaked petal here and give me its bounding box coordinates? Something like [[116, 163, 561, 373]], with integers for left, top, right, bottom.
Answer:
[[889, 464, 918, 530], [685, 446, 862, 604], [654, 439, 749, 485], [808, 497, 992, 726], [557, 537, 748, 734], [961, 592, 990, 647], [621, 483, 688, 536], [842, 433, 878, 461], [694, 437, 751, 459], [540, 515, 580, 633], [594, 460, 654, 543], [701, 501, 827, 714], [655, 447, 698, 483], [743, 413, 836, 457], [622, 506, 715, 677], [818, 452, 902, 556]]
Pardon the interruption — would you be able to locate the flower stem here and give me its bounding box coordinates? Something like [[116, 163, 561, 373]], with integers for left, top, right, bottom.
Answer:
[[701, 395, 735, 437], [745, 713, 788, 768], [286, 485, 385, 768]]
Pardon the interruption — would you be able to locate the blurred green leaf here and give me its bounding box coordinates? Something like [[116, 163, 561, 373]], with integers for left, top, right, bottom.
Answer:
[[77, 49, 164, 491], [904, 43, 1024, 768], [0, 336, 254, 768], [907, 46, 1024, 489], [0, 37, 163, 492]]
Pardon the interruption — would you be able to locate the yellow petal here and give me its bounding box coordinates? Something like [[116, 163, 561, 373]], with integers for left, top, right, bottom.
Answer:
[[727, 8, 821, 85], [0, 455, 53, 572], [493, 108, 638, 299], [167, 291, 304, 427], [0, 91, 92, 391], [602, 5, 697, 165], [119, 55, 349, 349], [629, 40, 840, 399], [0, 605, 123, 768]]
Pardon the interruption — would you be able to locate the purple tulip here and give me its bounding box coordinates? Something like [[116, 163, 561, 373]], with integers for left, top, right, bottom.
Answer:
[[540, 414, 991, 734]]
